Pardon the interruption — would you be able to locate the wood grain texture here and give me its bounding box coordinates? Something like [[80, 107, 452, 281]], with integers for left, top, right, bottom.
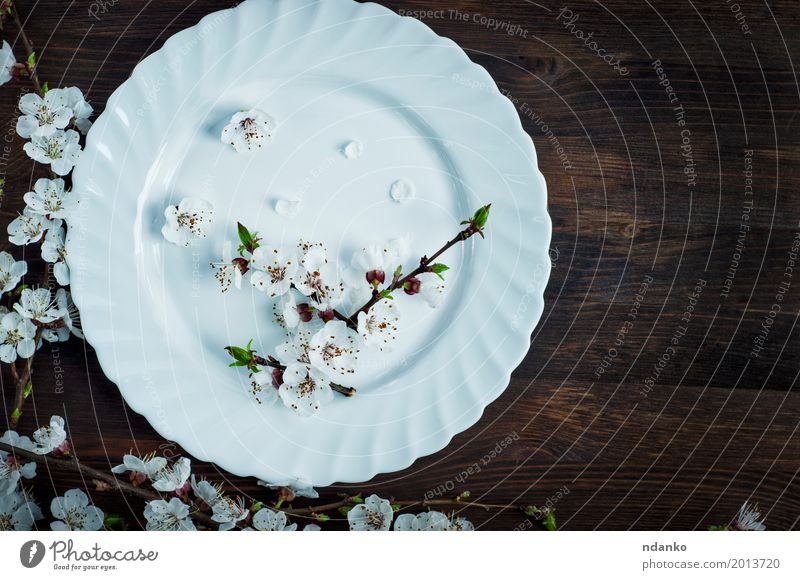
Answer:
[[1, 0, 798, 530]]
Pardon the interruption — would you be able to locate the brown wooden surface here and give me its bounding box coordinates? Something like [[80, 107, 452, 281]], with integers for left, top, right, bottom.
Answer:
[[1, 0, 799, 530]]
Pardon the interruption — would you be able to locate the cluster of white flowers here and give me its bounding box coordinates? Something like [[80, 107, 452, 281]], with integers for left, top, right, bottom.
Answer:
[[346, 494, 473, 531], [218, 226, 448, 416], [0, 87, 89, 373], [17, 87, 92, 174], [0, 415, 96, 531]]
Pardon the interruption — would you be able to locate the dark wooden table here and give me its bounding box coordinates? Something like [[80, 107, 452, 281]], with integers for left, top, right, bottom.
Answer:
[[1, 0, 798, 530]]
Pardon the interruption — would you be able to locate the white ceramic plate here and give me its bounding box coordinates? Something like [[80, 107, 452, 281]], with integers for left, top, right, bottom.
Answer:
[[67, 0, 550, 486]]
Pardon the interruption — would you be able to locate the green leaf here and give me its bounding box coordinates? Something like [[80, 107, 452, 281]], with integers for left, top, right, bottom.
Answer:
[[27, 51, 36, 68], [351, 493, 363, 504], [379, 289, 394, 300], [707, 525, 731, 531], [22, 382, 33, 398], [251, 501, 263, 512], [237, 222, 259, 254], [103, 514, 125, 529], [523, 505, 540, 517], [473, 204, 491, 229], [391, 503, 401, 512], [225, 345, 253, 365], [338, 506, 353, 516], [10, 408, 21, 422], [316, 513, 331, 522], [543, 510, 557, 531], [42, 81, 49, 93], [430, 263, 449, 281]]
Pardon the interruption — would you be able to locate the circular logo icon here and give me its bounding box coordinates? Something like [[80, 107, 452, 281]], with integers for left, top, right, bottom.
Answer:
[[19, 540, 46, 568]]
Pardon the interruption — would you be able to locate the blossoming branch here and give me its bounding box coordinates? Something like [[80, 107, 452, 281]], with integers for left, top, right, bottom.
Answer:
[[217, 205, 491, 416]]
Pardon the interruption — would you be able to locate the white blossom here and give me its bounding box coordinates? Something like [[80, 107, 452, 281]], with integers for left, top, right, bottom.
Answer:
[[733, 502, 766, 531], [251, 507, 297, 531], [210, 241, 243, 293], [221, 109, 275, 153], [14, 287, 67, 324], [417, 272, 446, 308], [275, 326, 316, 367], [144, 497, 195, 531], [294, 245, 344, 310], [0, 431, 37, 495], [0, 40, 15, 86], [42, 289, 82, 343], [389, 179, 415, 204], [211, 495, 249, 531], [7, 208, 50, 245], [309, 320, 360, 376], [304, 523, 321, 531], [41, 223, 69, 286], [347, 494, 394, 531], [448, 516, 475, 531], [23, 129, 81, 176], [248, 369, 279, 405], [278, 363, 332, 417], [16, 89, 73, 138], [352, 237, 410, 279], [150, 457, 191, 493], [0, 489, 42, 530], [274, 291, 302, 329], [191, 475, 221, 508], [257, 477, 318, 500], [249, 245, 299, 297], [0, 312, 37, 363], [63, 86, 93, 134], [50, 489, 104, 531], [23, 177, 77, 219], [162, 197, 214, 246], [0, 251, 27, 294], [111, 453, 167, 483], [274, 196, 302, 217], [357, 300, 400, 351], [31, 415, 68, 455], [393, 511, 472, 531]]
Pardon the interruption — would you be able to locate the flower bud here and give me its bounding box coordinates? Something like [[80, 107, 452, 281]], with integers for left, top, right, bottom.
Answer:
[[232, 257, 249, 275], [403, 276, 421, 295], [366, 269, 386, 286], [297, 303, 314, 323], [318, 309, 335, 322], [271, 368, 284, 389]]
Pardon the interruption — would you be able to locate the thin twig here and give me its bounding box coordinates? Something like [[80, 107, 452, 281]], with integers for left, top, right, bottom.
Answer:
[[346, 227, 474, 325], [9, 327, 42, 428], [252, 354, 356, 397], [0, 440, 219, 528], [10, 1, 43, 95]]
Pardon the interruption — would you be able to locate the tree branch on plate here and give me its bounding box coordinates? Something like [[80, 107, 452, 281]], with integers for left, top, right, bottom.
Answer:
[[220, 205, 490, 416]]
